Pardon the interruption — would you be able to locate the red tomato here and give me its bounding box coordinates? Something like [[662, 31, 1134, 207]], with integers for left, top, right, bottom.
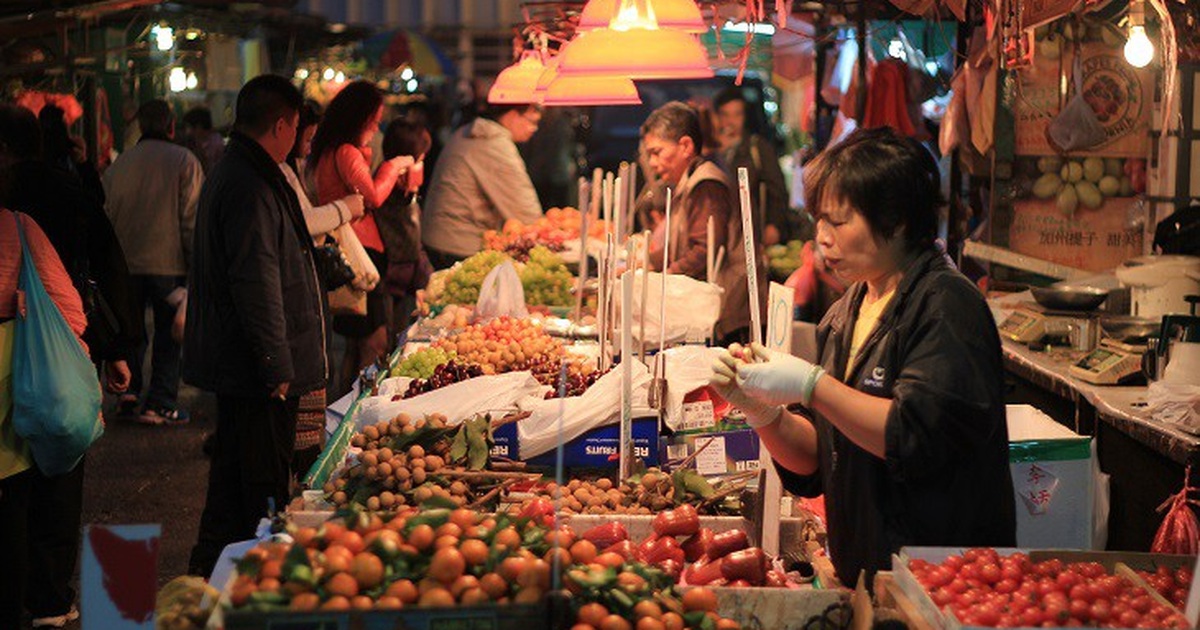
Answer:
[[1175, 568, 1193, 587], [1055, 571, 1080, 591], [975, 603, 1001, 626], [944, 556, 965, 571], [1089, 600, 1112, 623], [1069, 599, 1090, 620], [995, 578, 1018, 594], [1001, 563, 1023, 582], [979, 563, 1002, 585], [1018, 607, 1043, 627], [948, 578, 968, 594], [1131, 595, 1153, 613], [932, 587, 954, 607], [1118, 610, 1141, 628]]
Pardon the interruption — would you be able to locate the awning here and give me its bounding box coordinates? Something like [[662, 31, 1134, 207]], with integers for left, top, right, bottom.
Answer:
[[359, 29, 455, 78]]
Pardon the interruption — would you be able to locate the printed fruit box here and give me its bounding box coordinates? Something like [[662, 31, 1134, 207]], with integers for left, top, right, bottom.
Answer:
[[490, 415, 661, 469], [892, 547, 1192, 630]]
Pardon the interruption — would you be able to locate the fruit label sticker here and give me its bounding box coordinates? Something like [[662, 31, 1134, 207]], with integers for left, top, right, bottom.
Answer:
[[82, 524, 160, 629], [1016, 463, 1060, 515], [1014, 41, 1154, 157], [681, 399, 717, 431], [694, 436, 729, 476]]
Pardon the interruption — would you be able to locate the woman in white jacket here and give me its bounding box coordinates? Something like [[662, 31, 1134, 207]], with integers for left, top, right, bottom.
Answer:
[[280, 100, 364, 475]]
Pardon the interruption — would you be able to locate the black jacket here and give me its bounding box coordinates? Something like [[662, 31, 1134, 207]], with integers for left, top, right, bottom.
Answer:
[[7, 159, 141, 362], [777, 249, 1016, 582], [182, 132, 326, 397]]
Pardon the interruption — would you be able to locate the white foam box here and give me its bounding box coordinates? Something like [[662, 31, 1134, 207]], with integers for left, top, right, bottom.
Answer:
[[677, 583, 847, 629], [1006, 404, 1098, 550]]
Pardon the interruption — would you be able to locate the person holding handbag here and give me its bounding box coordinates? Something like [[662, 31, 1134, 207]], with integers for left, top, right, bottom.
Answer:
[[308, 81, 413, 396], [375, 119, 433, 339], [281, 100, 364, 477], [0, 207, 92, 629]]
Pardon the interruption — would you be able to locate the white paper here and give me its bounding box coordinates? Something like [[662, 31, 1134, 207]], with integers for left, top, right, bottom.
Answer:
[[694, 436, 728, 476], [766, 282, 795, 353], [681, 399, 717, 431]]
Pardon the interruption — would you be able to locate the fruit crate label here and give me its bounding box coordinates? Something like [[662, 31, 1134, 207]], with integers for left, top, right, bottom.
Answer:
[[694, 436, 729, 476], [681, 400, 716, 431]]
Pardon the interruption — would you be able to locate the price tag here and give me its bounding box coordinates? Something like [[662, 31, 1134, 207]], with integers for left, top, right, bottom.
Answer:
[[1016, 463, 1059, 515], [694, 436, 728, 476], [681, 400, 716, 431], [766, 282, 794, 353]]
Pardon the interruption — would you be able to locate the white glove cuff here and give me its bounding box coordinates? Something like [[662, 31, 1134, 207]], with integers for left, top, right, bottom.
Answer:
[[743, 403, 784, 429]]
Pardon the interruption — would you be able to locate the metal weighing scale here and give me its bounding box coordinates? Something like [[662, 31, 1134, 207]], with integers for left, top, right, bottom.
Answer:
[[999, 304, 1098, 348], [1069, 339, 1146, 384]]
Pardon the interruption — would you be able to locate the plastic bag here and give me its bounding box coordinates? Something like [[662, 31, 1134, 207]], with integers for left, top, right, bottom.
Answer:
[[625, 271, 722, 346], [354, 371, 547, 428], [1151, 466, 1200, 555], [1047, 56, 1108, 153], [1148, 380, 1200, 432], [659, 345, 726, 431], [476, 260, 528, 320], [11, 214, 103, 476], [517, 361, 652, 460]]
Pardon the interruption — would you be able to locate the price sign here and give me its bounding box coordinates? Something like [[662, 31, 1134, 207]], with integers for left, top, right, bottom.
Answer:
[[766, 282, 794, 353]]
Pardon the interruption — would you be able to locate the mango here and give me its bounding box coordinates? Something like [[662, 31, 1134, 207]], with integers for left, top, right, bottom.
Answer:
[[1033, 173, 1064, 200], [1076, 181, 1104, 209], [1098, 175, 1121, 197], [1083, 157, 1105, 183], [1057, 183, 1079, 216]]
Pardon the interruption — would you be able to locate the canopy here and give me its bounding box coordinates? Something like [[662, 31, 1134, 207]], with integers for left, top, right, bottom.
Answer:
[[359, 29, 455, 78]]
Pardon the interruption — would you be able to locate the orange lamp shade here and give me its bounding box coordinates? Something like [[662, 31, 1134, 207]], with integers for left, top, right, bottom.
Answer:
[[556, 27, 713, 80], [533, 54, 561, 100], [487, 51, 546, 105], [543, 74, 642, 106], [577, 0, 707, 33]]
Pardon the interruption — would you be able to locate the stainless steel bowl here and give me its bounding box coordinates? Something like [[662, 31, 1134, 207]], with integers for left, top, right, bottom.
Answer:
[[1031, 286, 1110, 311], [1098, 315, 1160, 343]]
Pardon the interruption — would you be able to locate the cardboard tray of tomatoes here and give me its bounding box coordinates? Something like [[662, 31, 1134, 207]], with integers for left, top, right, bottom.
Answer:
[[891, 547, 1192, 630]]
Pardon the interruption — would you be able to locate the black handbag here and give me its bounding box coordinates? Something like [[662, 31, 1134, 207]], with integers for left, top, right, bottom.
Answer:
[[313, 233, 356, 291]]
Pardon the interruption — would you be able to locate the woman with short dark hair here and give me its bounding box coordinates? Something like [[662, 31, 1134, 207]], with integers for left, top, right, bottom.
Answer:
[[711, 127, 1015, 582], [376, 119, 434, 337]]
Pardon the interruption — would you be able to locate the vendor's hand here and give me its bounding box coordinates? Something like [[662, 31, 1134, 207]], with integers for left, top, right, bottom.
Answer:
[[736, 342, 826, 407], [105, 360, 131, 394], [710, 349, 783, 429], [341, 194, 365, 220]]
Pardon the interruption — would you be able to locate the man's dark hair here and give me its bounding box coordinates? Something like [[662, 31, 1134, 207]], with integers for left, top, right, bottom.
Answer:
[[182, 107, 213, 131], [802, 127, 942, 251], [712, 86, 747, 113], [0, 103, 42, 161], [382, 120, 432, 161], [481, 103, 539, 121], [137, 99, 174, 137], [234, 74, 303, 137], [308, 80, 383, 169], [640, 101, 703, 150]]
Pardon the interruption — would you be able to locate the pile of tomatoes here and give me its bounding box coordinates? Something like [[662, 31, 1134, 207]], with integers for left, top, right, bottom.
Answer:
[[908, 549, 1190, 628], [1136, 567, 1193, 610]]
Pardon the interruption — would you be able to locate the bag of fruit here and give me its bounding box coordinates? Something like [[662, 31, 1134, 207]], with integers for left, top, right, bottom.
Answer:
[[475, 261, 528, 321]]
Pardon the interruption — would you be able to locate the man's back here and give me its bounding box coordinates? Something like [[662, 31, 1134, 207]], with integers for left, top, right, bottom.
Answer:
[[103, 138, 203, 276]]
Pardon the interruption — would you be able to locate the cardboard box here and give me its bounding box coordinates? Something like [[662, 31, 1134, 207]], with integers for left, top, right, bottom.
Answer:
[[667, 429, 762, 477], [1006, 404, 1099, 550], [491, 415, 661, 469]]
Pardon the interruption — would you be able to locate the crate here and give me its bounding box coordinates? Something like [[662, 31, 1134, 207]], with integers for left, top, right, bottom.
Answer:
[[219, 598, 567, 630], [676, 584, 846, 629]]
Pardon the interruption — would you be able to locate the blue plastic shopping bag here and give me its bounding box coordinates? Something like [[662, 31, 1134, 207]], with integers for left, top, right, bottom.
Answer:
[[11, 213, 103, 476]]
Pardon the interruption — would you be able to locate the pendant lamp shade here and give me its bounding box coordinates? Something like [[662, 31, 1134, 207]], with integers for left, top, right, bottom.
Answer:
[[577, 0, 706, 33], [487, 51, 546, 105], [533, 54, 561, 100], [543, 73, 642, 106], [556, 27, 713, 80]]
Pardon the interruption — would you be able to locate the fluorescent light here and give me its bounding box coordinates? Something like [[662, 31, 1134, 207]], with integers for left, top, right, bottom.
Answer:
[[721, 20, 775, 35]]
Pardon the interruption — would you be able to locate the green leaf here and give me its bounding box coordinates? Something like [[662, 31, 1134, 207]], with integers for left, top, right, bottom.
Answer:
[[466, 416, 490, 471], [281, 541, 311, 578], [675, 468, 715, 500], [420, 495, 458, 510], [448, 427, 468, 463], [403, 508, 451, 532]]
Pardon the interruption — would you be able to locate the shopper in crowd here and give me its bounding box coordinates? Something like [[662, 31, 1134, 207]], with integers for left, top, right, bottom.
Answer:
[[308, 80, 413, 395], [376, 119, 433, 338], [182, 106, 226, 173], [710, 127, 1015, 583], [0, 103, 139, 628], [421, 102, 543, 270], [38, 104, 105, 205], [184, 75, 324, 578], [713, 87, 791, 246], [281, 99, 364, 476], [103, 99, 204, 425], [641, 101, 760, 344]]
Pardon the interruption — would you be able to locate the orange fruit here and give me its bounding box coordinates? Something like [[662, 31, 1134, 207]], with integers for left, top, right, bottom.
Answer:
[[545, 527, 576, 550], [593, 552, 625, 569], [572, 625, 598, 630], [292, 527, 318, 548], [434, 534, 460, 550], [661, 613, 685, 630], [340, 531, 365, 555], [322, 521, 347, 545], [326, 572, 359, 599], [460, 538, 490, 566], [460, 587, 490, 605], [681, 587, 718, 613], [322, 544, 354, 574], [407, 524, 435, 551], [544, 547, 573, 570], [289, 592, 320, 611], [350, 595, 374, 610], [257, 577, 281, 593], [450, 574, 480, 599], [436, 522, 463, 539], [599, 615, 632, 630], [321, 595, 351, 611], [479, 572, 508, 599], [261, 560, 283, 580], [499, 556, 528, 582], [429, 547, 466, 584], [493, 527, 521, 551], [514, 585, 543, 604], [386, 579, 419, 604], [449, 508, 478, 530], [633, 600, 663, 620], [578, 603, 609, 627], [636, 619, 666, 630], [418, 587, 456, 607], [569, 540, 598, 565], [375, 595, 403, 610], [350, 552, 385, 589], [715, 619, 740, 630], [230, 582, 256, 607], [517, 559, 551, 591]]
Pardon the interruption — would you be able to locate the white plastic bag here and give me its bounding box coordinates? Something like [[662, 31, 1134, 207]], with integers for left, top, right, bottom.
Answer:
[[476, 260, 528, 320], [517, 361, 652, 460], [1148, 380, 1200, 432], [355, 371, 548, 428], [625, 271, 722, 346], [660, 345, 726, 431]]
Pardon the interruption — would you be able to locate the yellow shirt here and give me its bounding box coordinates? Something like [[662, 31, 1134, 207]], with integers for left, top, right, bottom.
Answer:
[[846, 288, 896, 380], [0, 319, 33, 480]]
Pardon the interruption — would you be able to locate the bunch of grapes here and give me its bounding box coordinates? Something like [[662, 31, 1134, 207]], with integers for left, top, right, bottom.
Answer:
[[520, 246, 574, 307], [391, 346, 455, 379], [537, 362, 609, 398], [432, 316, 562, 375], [501, 236, 539, 262], [402, 361, 484, 398], [441, 250, 509, 305]]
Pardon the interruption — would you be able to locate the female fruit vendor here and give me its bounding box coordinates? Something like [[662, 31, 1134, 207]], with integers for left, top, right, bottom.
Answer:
[[710, 127, 1016, 582]]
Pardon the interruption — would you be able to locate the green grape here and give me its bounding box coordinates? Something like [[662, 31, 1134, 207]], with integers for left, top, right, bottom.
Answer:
[[391, 347, 456, 379], [520, 246, 573, 306], [442, 250, 510, 305]]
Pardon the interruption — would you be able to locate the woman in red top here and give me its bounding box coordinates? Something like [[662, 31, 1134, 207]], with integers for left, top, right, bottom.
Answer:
[[309, 81, 413, 393]]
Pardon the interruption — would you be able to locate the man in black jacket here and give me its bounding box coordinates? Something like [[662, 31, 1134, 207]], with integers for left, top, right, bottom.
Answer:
[[184, 75, 325, 577]]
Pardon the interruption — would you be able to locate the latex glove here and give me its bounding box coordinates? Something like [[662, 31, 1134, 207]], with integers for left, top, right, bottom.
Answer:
[[735, 342, 826, 407], [710, 350, 783, 428]]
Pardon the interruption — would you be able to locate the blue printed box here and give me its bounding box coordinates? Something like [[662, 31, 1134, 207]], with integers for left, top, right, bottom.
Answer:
[[491, 416, 661, 469]]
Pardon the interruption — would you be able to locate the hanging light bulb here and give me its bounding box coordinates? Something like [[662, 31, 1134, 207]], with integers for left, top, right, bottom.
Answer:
[[151, 24, 174, 51], [558, 0, 712, 80], [487, 50, 547, 104], [168, 67, 187, 92], [1124, 0, 1154, 68], [186, 72, 198, 90], [400, 67, 415, 81], [322, 67, 335, 81], [577, 0, 706, 33], [334, 70, 346, 83]]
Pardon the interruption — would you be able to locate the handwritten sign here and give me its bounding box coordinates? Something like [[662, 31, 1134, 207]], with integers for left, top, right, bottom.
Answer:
[[694, 436, 729, 476], [766, 282, 794, 353], [1008, 197, 1144, 272], [83, 524, 160, 630], [1017, 463, 1060, 515]]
